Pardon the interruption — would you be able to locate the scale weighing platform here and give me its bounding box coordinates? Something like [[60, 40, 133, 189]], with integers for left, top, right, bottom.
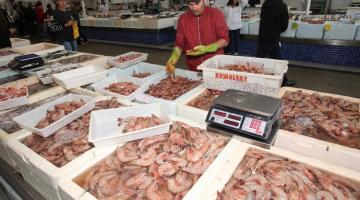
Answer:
[[206, 89, 282, 149], [8, 54, 44, 72]]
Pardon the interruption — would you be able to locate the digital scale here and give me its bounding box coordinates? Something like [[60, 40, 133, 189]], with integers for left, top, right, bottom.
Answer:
[[8, 54, 44, 72], [206, 89, 282, 149]]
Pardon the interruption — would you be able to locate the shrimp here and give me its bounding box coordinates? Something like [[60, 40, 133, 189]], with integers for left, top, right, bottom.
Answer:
[[145, 179, 174, 200], [158, 162, 179, 177], [182, 156, 214, 175], [233, 167, 252, 180], [116, 144, 139, 162], [185, 143, 210, 163], [139, 135, 167, 152], [315, 190, 335, 200], [125, 172, 153, 190], [167, 171, 193, 194]]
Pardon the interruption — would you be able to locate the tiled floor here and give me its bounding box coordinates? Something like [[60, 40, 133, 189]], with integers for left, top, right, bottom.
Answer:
[[77, 41, 360, 98]]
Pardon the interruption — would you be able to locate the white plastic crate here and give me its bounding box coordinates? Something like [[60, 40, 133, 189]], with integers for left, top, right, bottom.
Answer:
[[275, 87, 360, 171], [248, 20, 259, 35], [89, 103, 171, 147], [176, 86, 211, 127], [240, 21, 249, 34], [13, 42, 65, 56], [35, 64, 82, 85], [53, 65, 108, 90], [199, 141, 360, 200], [92, 74, 149, 101], [135, 68, 203, 115], [281, 21, 297, 38], [197, 55, 288, 97], [323, 23, 357, 40], [110, 62, 165, 81], [296, 23, 325, 39], [59, 115, 240, 200], [6, 129, 97, 200], [79, 56, 110, 68], [13, 93, 96, 137], [107, 51, 148, 69], [10, 38, 31, 48], [0, 87, 28, 111]]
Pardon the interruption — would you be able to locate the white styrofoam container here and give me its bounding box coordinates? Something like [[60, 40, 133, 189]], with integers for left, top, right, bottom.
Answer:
[[10, 38, 31, 48], [176, 86, 211, 127], [137, 68, 203, 115], [107, 51, 148, 69], [53, 65, 108, 90], [240, 21, 249, 34], [281, 21, 297, 38], [79, 56, 110, 69], [35, 64, 82, 85], [248, 20, 259, 35], [13, 42, 65, 56], [6, 129, 98, 200], [89, 103, 171, 147], [199, 141, 360, 200], [0, 87, 28, 111], [91, 74, 149, 101], [59, 115, 240, 200], [197, 55, 288, 97], [355, 25, 360, 41], [323, 23, 357, 40], [275, 87, 360, 171], [110, 62, 165, 81], [13, 93, 96, 137], [296, 23, 325, 39]]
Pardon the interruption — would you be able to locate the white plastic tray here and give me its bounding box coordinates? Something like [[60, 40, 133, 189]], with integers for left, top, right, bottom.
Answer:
[[0, 87, 28, 111], [136, 68, 203, 115], [91, 74, 149, 101], [59, 115, 239, 200], [197, 55, 288, 96], [296, 23, 325, 39], [10, 38, 31, 48], [110, 62, 165, 81], [13, 93, 96, 137], [275, 87, 360, 171], [89, 103, 171, 147], [13, 42, 65, 56], [176, 86, 210, 126], [35, 64, 82, 85], [107, 51, 148, 68], [53, 65, 108, 90], [323, 22, 357, 40], [199, 141, 360, 200]]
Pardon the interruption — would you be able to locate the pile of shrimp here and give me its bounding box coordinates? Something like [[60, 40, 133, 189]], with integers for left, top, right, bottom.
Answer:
[[187, 89, 222, 111], [0, 86, 27, 102], [80, 121, 229, 200], [23, 98, 125, 167], [132, 71, 152, 78], [105, 82, 140, 96], [36, 100, 86, 129], [217, 148, 360, 200], [118, 114, 163, 133]]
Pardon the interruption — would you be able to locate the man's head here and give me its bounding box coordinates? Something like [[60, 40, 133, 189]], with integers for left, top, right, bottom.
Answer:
[[54, 0, 66, 10], [187, 0, 205, 16]]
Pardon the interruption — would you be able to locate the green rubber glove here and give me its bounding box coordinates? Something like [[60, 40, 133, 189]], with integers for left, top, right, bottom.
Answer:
[[166, 47, 182, 74], [186, 43, 219, 56]]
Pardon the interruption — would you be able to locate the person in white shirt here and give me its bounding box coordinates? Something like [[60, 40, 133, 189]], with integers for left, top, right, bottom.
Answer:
[[98, 0, 109, 15], [224, 0, 247, 55]]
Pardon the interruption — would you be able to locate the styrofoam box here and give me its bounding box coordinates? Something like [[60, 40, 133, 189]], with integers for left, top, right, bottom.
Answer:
[[323, 22, 357, 40], [35, 64, 82, 85], [0, 87, 28, 111], [136, 68, 203, 115], [13, 42, 65, 56], [89, 103, 171, 147], [92, 74, 150, 101], [59, 115, 241, 200], [109, 62, 165, 81], [240, 21, 249, 34], [53, 65, 108, 90], [13, 93, 96, 137], [176, 86, 210, 127], [274, 87, 360, 171], [296, 23, 325, 39], [10, 38, 31, 48], [199, 141, 360, 200], [355, 25, 360, 41], [197, 55, 288, 97], [248, 20, 259, 35], [281, 21, 297, 38], [79, 55, 110, 69], [107, 51, 148, 69]]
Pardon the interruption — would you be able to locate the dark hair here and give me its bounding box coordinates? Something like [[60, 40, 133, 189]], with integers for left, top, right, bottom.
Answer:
[[227, 0, 239, 7], [36, 1, 42, 6], [47, 3, 52, 9]]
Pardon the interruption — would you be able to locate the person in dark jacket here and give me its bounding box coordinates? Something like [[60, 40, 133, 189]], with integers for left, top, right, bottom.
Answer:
[[256, 0, 295, 86], [0, 8, 12, 48]]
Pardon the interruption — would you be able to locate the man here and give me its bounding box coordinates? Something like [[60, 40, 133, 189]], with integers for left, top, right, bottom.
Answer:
[[0, 7, 14, 48], [166, 0, 229, 74], [53, 0, 77, 51], [256, 0, 295, 86]]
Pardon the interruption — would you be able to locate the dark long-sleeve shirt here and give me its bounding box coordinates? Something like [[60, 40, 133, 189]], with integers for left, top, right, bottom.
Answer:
[[258, 0, 289, 45]]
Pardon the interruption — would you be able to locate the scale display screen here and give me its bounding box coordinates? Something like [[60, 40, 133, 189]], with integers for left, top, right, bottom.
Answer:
[[209, 108, 243, 129], [241, 117, 267, 136]]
